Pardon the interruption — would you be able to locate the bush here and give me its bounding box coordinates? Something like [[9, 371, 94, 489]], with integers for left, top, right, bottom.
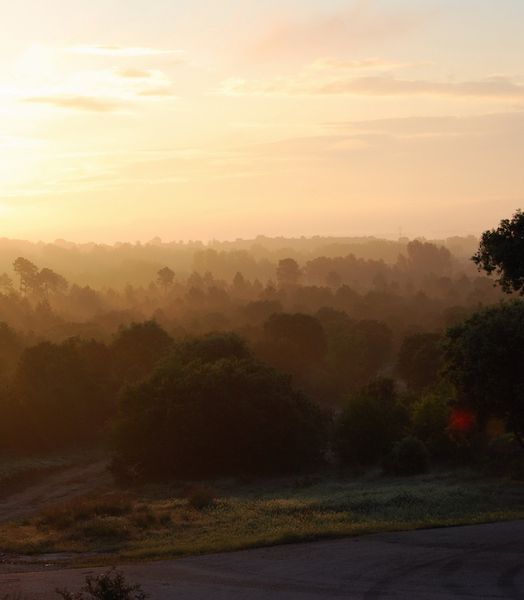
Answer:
[[412, 384, 456, 460], [384, 436, 430, 476], [57, 569, 147, 600], [335, 379, 409, 466], [113, 335, 328, 480], [184, 485, 217, 510]]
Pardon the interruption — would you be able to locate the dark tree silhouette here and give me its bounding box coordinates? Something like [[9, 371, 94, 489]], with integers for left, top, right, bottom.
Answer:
[[111, 321, 172, 384], [445, 302, 524, 447], [13, 257, 39, 296], [397, 333, 443, 392], [114, 335, 327, 479], [473, 209, 524, 294], [276, 258, 301, 288], [335, 378, 409, 466], [157, 266, 175, 291]]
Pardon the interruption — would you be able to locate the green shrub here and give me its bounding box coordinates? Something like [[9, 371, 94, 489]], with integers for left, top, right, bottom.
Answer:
[[385, 436, 430, 476], [412, 384, 456, 460]]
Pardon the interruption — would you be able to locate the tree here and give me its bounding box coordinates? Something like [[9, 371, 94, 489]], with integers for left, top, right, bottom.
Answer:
[[335, 378, 409, 465], [113, 335, 327, 480], [13, 257, 38, 296], [276, 258, 301, 288], [111, 321, 172, 384], [0, 273, 13, 295], [260, 313, 327, 376], [157, 266, 175, 292], [397, 333, 443, 392], [406, 240, 452, 276], [473, 209, 524, 294], [15, 338, 114, 449], [37, 267, 68, 297], [444, 301, 524, 447]]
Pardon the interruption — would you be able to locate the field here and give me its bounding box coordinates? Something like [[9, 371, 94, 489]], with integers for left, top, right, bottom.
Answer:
[[0, 467, 523, 565]]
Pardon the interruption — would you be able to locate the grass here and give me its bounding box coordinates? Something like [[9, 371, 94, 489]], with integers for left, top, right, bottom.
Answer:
[[0, 451, 97, 499], [0, 469, 523, 565]]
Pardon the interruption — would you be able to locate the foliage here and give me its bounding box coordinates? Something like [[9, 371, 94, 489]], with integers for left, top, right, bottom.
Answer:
[[14, 338, 115, 449], [397, 333, 443, 392], [114, 335, 328, 479], [335, 378, 410, 466], [444, 301, 524, 445], [111, 321, 172, 384], [473, 209, 524, 294], [384, 436, 430, 476], [56, 569, 147, 600], [259, 313, 327, 378], [411, 384, 456, 459]]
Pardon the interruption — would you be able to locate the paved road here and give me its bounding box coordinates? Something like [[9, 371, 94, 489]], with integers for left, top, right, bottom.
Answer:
[[1, 521, 523, 599]]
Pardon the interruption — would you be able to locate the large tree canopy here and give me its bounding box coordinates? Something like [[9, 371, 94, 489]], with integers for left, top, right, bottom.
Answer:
[[473, 209, 524, 294], [114, 333, 327, 479], [445, 301, 524, 445]]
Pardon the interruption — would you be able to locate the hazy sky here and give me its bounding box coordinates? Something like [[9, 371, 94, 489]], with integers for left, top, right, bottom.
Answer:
[[1, 0, 523, 242]]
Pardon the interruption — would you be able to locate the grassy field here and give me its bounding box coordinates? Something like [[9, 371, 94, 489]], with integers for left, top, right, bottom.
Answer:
[[0, 468, 523, 564]]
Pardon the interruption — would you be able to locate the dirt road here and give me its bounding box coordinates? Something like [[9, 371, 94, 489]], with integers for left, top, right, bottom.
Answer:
[[1, 520, 523, 598], [0, 461, 111, 523]]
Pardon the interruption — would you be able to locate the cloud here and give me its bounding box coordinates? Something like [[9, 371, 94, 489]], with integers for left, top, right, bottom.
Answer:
[[23, 95, 125, 113], [249, 2, 436, 61], [69, 45, 184, 59], [220, 74, 524, 100], [117, 68, 153, 79], [311, 58, 425, 71]]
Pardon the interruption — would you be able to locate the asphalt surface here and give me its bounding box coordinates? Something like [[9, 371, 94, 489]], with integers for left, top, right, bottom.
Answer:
[[1, 521, 523, 599]]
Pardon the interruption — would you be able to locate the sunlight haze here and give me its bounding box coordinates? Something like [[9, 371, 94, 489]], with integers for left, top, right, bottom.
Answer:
[[1, 0, 523, 242]]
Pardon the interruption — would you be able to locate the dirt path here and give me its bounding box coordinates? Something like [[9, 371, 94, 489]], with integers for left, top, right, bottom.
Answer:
[[0, 461, 111, 523], [1, 520, 523, 599]]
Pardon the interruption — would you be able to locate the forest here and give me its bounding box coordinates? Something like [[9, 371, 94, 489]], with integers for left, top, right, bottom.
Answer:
[[0, 227, 518, 481]]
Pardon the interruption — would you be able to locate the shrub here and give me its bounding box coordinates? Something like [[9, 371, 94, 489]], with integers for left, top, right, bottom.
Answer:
[[185, 485, 217, 510], [412, 384, 456, 460], [385, 436, 430, 476], [335, 378, 409, 466], [56, 569, 147, 600]]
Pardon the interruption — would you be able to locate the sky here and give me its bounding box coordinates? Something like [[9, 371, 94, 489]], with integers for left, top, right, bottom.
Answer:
[[0, 0, 523, 243]]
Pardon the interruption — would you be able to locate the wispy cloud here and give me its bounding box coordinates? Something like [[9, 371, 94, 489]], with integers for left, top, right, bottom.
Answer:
[[220, 74, 524, 100], [311, 57, 429, 71], [23, 95, 126, 113], [68, 45, 184, 59]]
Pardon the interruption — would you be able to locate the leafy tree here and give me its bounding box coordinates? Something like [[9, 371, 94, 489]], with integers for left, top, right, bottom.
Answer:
[[0, 273, 13, 295], [473, 209, 524, 293], [276, 258, 301, 288], [156, 266, 175, 291], [445, 301, 524, 446], [406, 240, 452, 276], [13, 257, 39, 296], [15, 338, 114, 449], [114, 336, 327, 479], [335, 378, 409, 466], [111, 321, 172, 384], [38, 267, 68, 297], [260, 313, 327, 376], [397, 332, 443, 392]]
